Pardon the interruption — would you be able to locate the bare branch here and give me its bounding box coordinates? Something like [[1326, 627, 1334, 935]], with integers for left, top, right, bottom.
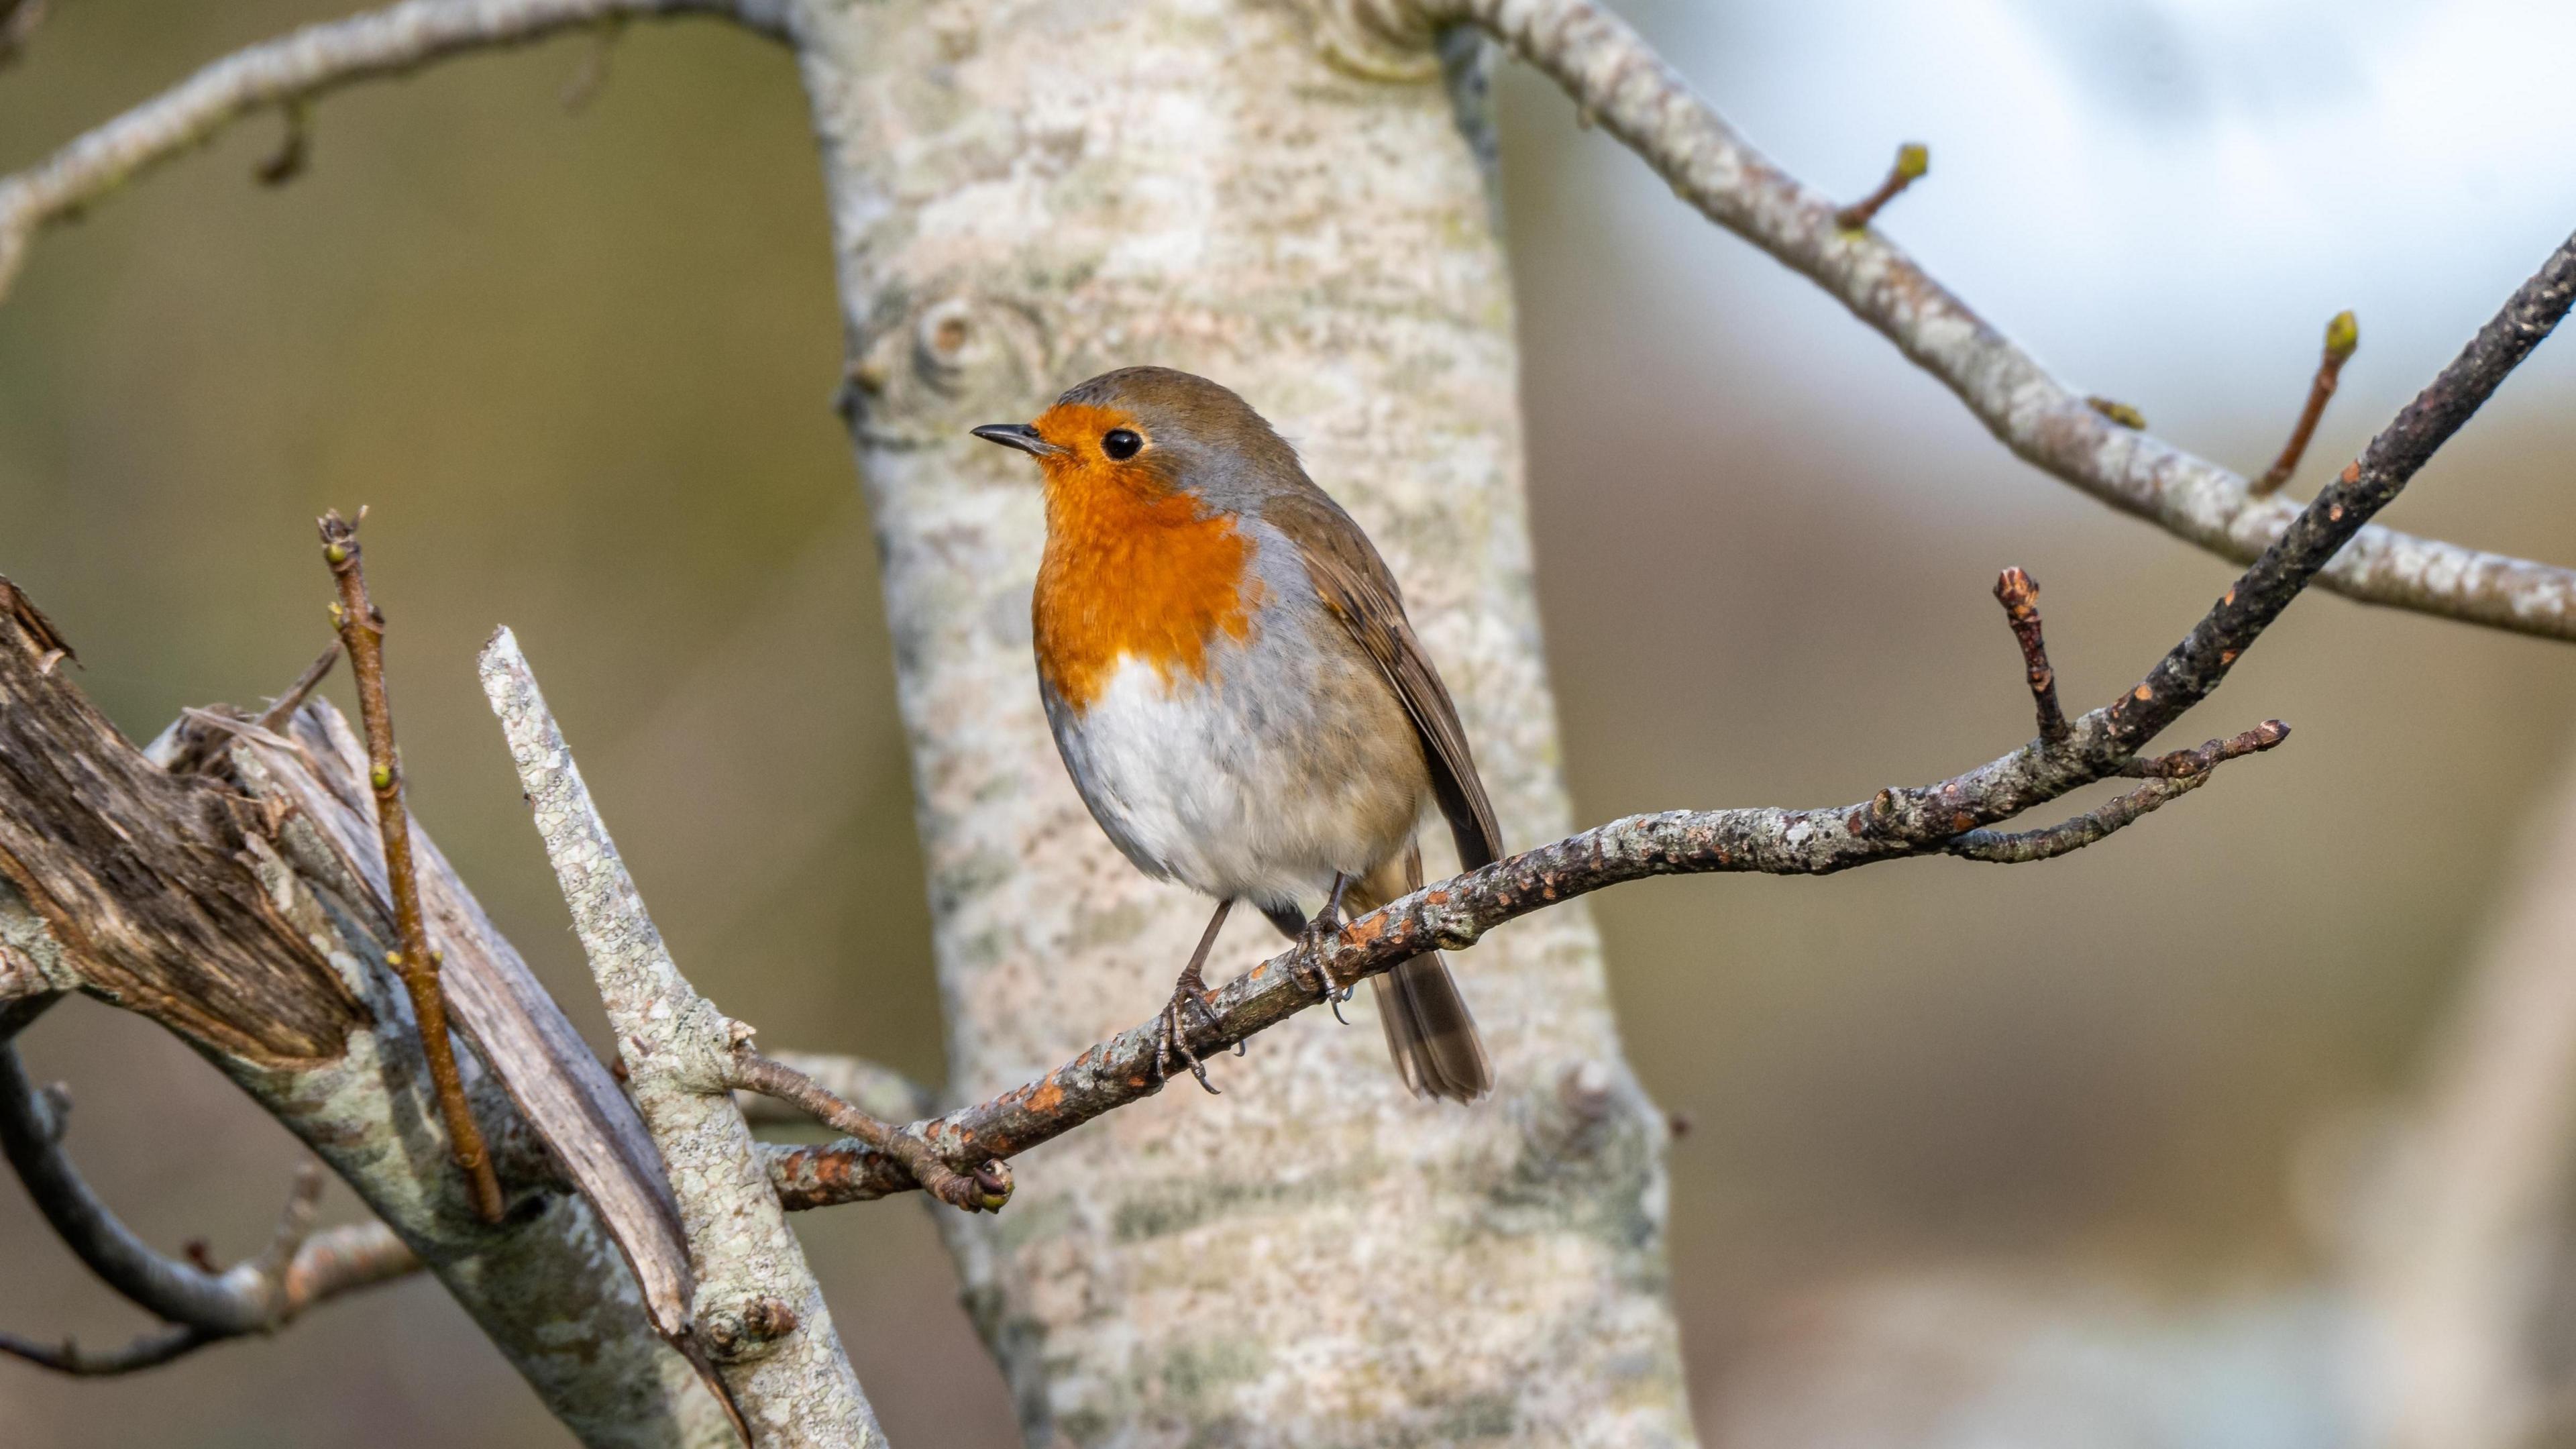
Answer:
[[727, 1051, 1005, 1211], [478, 627, 883, 1447], [1949, 720, 2288, 863], [1992, 567, 2068, 743], [0, 1044, 421, 1375], [0, 0, 790, 305], [321, 510, 505, 1225], [0, 596, 731, 1439], [733, 1052, 934, 1128], [1399, 0, 2576, 642], [767, 227, 2576, 1211], [141, 643, 338, 775], [2252, 309, 2361, 496], [1833, 140, 1926, 231]]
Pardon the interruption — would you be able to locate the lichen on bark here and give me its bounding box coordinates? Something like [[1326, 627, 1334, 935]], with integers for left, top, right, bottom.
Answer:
[[788, 1, 1697, 1442]]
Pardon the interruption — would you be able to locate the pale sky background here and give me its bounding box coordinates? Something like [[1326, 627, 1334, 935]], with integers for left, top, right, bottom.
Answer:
[[1535, 0, 2576, 516]]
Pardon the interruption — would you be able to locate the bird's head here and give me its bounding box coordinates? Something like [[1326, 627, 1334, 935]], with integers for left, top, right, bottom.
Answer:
[[971, 366, 1301, 513]]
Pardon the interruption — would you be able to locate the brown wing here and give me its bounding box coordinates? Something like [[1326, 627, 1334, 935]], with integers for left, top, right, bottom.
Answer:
[[1265, 489, 1503, 870]]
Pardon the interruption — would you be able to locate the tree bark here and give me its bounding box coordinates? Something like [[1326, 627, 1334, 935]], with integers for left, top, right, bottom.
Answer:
[[788, 3, 1696, 1443], [0, 583, 733, 1448]]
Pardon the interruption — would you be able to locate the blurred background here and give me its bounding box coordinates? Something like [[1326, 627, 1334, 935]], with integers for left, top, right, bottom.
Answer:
[[5, 0, 2576, 1444]]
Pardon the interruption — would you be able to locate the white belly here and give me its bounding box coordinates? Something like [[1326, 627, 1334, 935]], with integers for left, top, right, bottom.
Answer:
[[1044, 653, 1423, 910]]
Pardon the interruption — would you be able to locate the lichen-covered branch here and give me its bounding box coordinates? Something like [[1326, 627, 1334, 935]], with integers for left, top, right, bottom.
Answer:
[[767, 225, 2575, 1211], [0, 592, 731, 1446], [0, 0, 790, 304], [0, 1047, 419, 1377], [1371, 0, 2576, 641], [1947, 720, 2288, 864], [478, 627, 881, 1449]]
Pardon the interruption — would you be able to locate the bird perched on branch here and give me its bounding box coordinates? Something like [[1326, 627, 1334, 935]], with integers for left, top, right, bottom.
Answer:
[[973, 366, 1498, 1102]]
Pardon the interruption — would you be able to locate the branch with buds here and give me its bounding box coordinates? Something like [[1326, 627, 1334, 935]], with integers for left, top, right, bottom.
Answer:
[[761, 227, 2576, 1210]]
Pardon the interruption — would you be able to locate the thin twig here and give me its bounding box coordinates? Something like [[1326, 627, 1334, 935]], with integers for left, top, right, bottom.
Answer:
[[1949, 721, 2288, 863], [559, 15, 625, 111], [1992, 567, 2068, 743], [254, 99, 310, 187], [321, 509, 505, 1225], [2252, 310, 2361, 496], [0, 1044, 421, 1376], [727, 1051, 1005, 1211], [0, 0, 792, 304], [1411, 0, 2576, 643], [1833, 141, 1926, 231], [733, 1051, 935, 1127], [256, 642, 342, 734], [765, 227, 2576, 1211]]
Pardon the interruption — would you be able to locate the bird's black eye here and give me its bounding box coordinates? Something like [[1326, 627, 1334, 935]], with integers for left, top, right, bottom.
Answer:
[[1102, 428, 1143, 461]]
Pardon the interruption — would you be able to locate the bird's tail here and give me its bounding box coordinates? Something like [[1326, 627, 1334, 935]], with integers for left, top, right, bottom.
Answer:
[[1347, 843, 1491, 1103]]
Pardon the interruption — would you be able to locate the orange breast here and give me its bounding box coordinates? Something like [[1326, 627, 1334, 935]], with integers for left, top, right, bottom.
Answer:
[[1030, 405, 1257, 713]]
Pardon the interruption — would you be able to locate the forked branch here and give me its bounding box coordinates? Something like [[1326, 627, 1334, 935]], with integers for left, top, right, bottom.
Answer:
[[0, 1044, 419, 1376], [0, 0, 790, 303], [762, 227, 2576, 1212], [1385, 0, 2576, 641]]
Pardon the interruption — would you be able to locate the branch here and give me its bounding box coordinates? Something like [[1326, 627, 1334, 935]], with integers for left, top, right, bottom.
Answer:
[[732, 1051, 934, 1128], [478, 628, 883, 1446], [2252, 310, 2361, 496], [0, 1043, 420, 1376], [1389, 0, 2576, 643], [727, 1051, 1004, 1210], [766, 229, 2576, 1211], [1992, 566, 2068, 743], [1948, 720, 2288, 863], [0, 0, 789, 305], [319, 511, 504, 1223], [0, 589, 732, 1440], [1833, 140, 1927, 231]]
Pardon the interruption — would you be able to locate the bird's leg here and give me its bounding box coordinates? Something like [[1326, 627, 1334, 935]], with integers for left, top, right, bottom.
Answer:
[[1155, 898, 1234, 1094], [1289, 872, 1355, 1024]]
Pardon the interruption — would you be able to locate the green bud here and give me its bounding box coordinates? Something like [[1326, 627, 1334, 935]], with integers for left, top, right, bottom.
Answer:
[[1894, 142, 1929, 180], [2324, 309, 2359, 361]]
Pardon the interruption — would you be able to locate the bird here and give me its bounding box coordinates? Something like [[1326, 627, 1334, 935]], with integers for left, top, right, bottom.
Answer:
[[971, 366, 1499, 1102]]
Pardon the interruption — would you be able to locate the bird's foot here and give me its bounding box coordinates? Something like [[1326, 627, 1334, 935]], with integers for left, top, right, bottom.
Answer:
[[1289, 904, 1353, 1024], [1152, 966, 1226, 1094]]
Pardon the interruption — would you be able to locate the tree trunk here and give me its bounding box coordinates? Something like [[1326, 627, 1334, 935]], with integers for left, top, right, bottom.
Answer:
[[788, 2, 1697, 1442]]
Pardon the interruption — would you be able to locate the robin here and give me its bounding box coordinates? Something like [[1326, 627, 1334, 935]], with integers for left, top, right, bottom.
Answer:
[[972, 366, 1497, 1102]]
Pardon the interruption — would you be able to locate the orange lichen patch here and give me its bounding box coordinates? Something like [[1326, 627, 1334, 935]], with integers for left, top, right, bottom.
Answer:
[[1028, 1079, 1064, 1114], [2133, 684, 2153, 701], [2341, 462, 2361, 483], [1030, 400, 1257, 712]]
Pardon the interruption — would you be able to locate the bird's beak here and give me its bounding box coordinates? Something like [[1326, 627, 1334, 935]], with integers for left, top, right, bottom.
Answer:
[[971, 423, 1065, 458]]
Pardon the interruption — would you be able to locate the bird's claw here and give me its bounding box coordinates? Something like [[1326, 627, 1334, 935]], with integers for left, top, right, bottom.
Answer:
[[1291, 908, 1352, 1022], [1153, 982, 1224, 1095]]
